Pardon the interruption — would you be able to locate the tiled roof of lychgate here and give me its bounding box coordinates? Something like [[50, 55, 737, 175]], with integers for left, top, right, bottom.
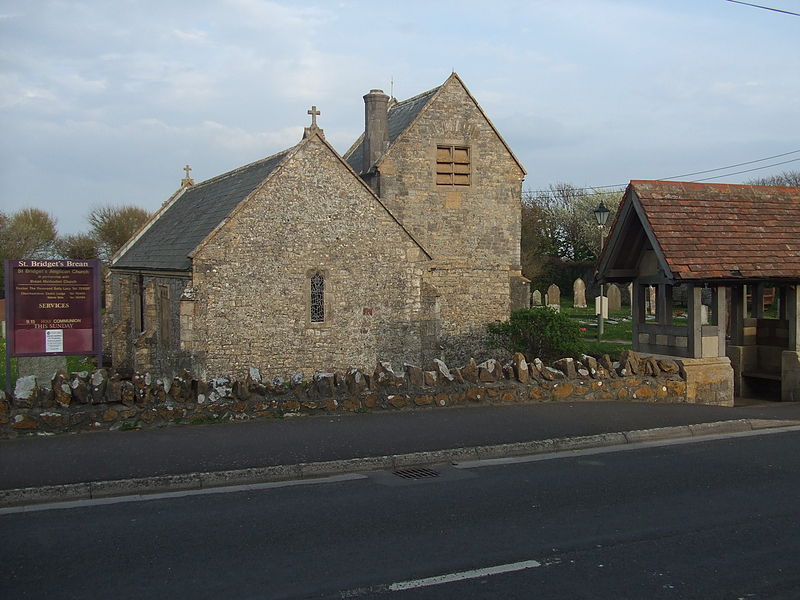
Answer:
[[113, 150, 290, 272], [344, 86, 440, 173], [631, 180, 800, 280]]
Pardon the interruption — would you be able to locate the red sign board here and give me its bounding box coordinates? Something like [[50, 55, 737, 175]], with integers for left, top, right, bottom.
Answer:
[[4, 259, 102, 357]]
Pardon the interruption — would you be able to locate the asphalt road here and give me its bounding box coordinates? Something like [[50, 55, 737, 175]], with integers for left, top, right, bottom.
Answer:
[[4, 400, 800, 489], [3, 429, 800, 599]]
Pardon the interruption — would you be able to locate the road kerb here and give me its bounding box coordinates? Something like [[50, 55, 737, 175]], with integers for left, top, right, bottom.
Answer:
[[688, 419, 752, 437], [554, 432, 628, 451], [624, 425, 693, 443], [748, 419, 800, 430], [299, 456, 395, 479], [2, 418, 799, 508], [200, 464, 303, 488], [0, 482, 91, 507], [90, 474, 202, 499]]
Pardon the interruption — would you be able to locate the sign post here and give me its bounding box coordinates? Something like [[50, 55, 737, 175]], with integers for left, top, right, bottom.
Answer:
[[4, 259, 102, 395]]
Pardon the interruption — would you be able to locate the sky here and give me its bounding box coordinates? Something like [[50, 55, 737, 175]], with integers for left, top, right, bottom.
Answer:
[[1, 0, 798, 234]]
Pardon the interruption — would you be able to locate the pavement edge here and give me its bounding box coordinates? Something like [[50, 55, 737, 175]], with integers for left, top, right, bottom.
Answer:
[[2, 418, 798, 508]]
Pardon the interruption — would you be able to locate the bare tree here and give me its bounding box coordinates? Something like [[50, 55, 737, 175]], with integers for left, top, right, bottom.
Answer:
[[88, 205, 150, 262], [746, 170, 800, 187], [55, 233, 100, 260]]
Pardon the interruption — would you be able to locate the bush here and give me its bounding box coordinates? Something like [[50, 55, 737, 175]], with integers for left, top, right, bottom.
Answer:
[[487, 307, 586, 362]]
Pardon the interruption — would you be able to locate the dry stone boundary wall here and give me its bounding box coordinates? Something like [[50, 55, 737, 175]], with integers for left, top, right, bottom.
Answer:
[[0, 351, 688, 438]]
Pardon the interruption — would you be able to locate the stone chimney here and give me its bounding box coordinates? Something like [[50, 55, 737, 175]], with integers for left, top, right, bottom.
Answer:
[[363, 89, 390, 174]]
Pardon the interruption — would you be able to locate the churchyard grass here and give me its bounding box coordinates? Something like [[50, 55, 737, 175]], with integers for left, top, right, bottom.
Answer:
[[559, 300, 633, 359]]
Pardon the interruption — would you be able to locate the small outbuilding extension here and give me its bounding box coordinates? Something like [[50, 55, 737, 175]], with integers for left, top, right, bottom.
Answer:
[[596, 180, 800, 404]]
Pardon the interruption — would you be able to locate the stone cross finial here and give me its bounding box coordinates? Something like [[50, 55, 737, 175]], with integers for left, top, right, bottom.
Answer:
[[181, 164, 194, 187], [308, 105, 320, 128]]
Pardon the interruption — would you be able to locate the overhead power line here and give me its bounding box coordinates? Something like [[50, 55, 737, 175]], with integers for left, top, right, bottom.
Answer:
[[658, 149, 800, 180], [724, 0, 800, 17], [524, 149, 800, 195], [691, 157, 800, 182]]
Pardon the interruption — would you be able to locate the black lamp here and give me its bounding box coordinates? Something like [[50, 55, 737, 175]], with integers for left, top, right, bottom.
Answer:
[[594, 200, 610, 227]]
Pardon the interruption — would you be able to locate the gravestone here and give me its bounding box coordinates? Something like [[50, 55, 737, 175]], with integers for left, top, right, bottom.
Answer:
[[647, 285, 657, 315], [573, 278, 587, 308], [627, 283, 633, 311], [532, 289, 542, 306], [607, 284, 621, 312], [595, 295, 608, 319], [546, 284, 561, 311], [701, 304, 709, 325]]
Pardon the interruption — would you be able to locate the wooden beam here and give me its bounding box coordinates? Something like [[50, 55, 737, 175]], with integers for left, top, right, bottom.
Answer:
[[730, 284, 746, 346], [788, 284, 800, 352], [713, 285, 727, 357], [687, 284, 703, 358], [656, 284, 673, 326]]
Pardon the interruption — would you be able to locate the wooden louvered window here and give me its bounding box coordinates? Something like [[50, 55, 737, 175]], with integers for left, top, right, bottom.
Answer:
[[436, 145, 470, 186]]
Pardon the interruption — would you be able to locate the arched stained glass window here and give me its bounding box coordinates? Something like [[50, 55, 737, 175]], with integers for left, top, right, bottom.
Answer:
[[310, 272, 325, 322]]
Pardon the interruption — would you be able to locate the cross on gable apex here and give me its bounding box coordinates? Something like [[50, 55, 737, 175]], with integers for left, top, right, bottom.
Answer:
[[308, 105, 320, 127], [303, 105, 324, 140]]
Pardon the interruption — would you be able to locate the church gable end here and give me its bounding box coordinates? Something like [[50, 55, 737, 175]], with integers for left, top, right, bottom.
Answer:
[[374, 74, 525, 266], [188, 135, 430, 378]]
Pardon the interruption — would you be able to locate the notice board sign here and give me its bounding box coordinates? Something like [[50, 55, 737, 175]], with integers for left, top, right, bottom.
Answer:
[[4, 259, 102, 357]]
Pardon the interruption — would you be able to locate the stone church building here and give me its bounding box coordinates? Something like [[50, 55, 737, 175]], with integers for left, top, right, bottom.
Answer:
[[107, 73, 528, 379]]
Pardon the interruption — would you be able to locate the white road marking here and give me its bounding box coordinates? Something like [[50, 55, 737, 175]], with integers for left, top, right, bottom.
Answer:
[[387, 559, 542, 591]]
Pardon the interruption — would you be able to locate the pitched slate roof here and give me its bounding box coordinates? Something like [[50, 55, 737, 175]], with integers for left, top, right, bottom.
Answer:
[[113, 150, 290, 272], [622, 180, 800, 281], [344, 86, 440, 173]]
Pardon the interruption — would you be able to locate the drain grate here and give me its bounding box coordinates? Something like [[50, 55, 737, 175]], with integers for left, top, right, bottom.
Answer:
[[393, 467, 441, 480]]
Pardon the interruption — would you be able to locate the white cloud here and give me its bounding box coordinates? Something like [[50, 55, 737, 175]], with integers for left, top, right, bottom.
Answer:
[[0, 74, 59, 110]]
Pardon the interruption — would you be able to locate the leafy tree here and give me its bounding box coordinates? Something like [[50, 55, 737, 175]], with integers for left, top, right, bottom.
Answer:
[[521, 184, 621, 285], [88, 205, 150, 262], [0, 208, 58, 292], [0, 208, 57, 260], [487, 307, 586, 362], [746, 170, 800, 187], [55, 233, 100, 260]]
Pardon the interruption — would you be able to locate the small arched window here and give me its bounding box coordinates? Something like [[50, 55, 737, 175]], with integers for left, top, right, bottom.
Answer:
[[310, 272, 325, 323]]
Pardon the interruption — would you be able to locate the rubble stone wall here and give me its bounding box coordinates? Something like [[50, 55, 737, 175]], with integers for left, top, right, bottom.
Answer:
[[1, 351, 693, 438]]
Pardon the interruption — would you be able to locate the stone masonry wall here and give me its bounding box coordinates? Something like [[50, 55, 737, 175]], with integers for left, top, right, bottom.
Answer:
[[1, 350, 691, 438], [377, 77, 524, 268], [189, 136, 430, 380], [426, 265, 512, 365], [375, 76, 526, 357]]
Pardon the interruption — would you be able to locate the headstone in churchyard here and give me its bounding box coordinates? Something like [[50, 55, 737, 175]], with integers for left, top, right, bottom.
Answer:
[[701, 304, 709, 325], [595, 295, 608, 319], [573, 278, 587, 308], [547, 284, 561, 311], [628, 283, 633, 312], [607, 284, 621, 312], [647, 285, 657, 316], [532, 290, 542, 306]]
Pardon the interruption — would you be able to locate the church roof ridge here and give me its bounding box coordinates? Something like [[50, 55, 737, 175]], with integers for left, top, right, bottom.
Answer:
[[391, 84, 442, 109], [112, 146, 294, 272], [189, 146, 294, 190]]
